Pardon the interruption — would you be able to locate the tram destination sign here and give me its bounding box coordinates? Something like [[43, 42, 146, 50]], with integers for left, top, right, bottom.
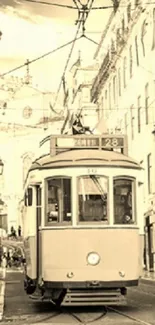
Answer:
[[48, 135, 127, 156], [54, 135, 125, 149], [74, 137, 99, 147]]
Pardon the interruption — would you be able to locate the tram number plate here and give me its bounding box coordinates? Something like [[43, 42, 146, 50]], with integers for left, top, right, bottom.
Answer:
[[87, 168, 98, 174], [102, 137, 124, 148]]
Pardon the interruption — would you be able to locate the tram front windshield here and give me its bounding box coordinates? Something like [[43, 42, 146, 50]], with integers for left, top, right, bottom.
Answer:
[[45, 175, 135, 225], [78, 175, 108, 222]]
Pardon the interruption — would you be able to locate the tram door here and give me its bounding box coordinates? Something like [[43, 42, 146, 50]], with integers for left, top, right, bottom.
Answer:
[[36, 185, 42, 280]]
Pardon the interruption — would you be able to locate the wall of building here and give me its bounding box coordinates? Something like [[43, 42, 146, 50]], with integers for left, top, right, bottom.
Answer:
[[91, 0, 155, 270]]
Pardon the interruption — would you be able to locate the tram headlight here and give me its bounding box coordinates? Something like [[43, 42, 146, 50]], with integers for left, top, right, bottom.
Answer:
[[87, 252, 100, 266]]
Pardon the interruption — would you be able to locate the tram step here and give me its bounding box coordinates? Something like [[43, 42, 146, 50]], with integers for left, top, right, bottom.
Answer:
[[62, 289, 127, 306]]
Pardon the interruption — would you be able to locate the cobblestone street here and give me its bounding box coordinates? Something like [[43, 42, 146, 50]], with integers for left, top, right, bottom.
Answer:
[[0, 269, 155, 325]]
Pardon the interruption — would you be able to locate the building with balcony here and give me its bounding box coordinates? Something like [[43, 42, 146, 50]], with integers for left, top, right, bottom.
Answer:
[[91, 0, 155, 271]]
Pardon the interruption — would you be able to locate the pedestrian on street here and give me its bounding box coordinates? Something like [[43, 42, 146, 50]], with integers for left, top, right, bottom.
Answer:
[[3, 252, 7, 268], [0, 248, 2, 267], [6, 251, 11, 268], [18, 225, 21, 237], [10, 226, 14, 236]]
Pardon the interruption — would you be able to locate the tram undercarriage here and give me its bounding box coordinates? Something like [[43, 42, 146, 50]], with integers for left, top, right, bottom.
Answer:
[[24, 275, 137, 306]]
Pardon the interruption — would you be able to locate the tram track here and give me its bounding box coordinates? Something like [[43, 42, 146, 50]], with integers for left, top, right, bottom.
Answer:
[[107, 306, 153, 325], [3, 268, 155, 325], [65, 308, 108, 324]]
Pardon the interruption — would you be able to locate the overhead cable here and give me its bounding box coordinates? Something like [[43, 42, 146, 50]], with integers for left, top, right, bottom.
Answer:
[[23, 0, 77, 9], [22, 0, 142, 9], [0, 36, 82, 78], [52, 20, 82, 109], [82, 34, 99, 45]]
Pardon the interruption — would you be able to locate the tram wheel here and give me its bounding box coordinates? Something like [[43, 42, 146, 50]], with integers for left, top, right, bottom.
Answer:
[[24, 278, 36, 294]]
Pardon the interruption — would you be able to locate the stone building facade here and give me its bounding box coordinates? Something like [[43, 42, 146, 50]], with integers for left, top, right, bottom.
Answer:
[[91, 0, 155, 270]]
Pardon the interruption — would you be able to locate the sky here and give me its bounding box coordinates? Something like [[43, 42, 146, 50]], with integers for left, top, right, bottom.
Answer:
[[0, 0, 112, 92]]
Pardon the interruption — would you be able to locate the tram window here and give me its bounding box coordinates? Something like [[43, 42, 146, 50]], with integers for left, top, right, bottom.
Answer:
[[113, 178, 135, 224], [24, 188, 33, 206], [28, 188, 33, 206], [78, 175, 108, 223], [46, 177, 72, 224], [24, 192, 27, 206]]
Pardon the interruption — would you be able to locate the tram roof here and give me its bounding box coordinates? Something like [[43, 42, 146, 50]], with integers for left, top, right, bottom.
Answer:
[[29, 149, 141, 171]]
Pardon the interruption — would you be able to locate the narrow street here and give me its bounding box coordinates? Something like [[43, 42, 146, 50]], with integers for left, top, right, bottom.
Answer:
[[1, 269, 155, 325]]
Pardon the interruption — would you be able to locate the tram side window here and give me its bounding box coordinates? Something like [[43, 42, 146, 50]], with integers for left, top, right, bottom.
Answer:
[[78, 175, 108, 223], [24, 188, 33, 207], [113, 178, 135, 224], [46, 177, 72, 224]]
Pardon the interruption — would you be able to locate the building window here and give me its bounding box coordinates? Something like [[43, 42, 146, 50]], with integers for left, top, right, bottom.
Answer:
[[105, 90, 108, 109], [109, 83, 111, 110], [124, 112, 128, 134], [145, 83, 149, 124], [116, 28, 121, 48], [147, 153, 152, 194], [122, 17, 125, 34], [127, 3, 131, 22], [118, 68, 121, 96], [129, 45, 133, 78], [130, 105, 134, 140], [101, 96, 104, 116], [141, 20, 147, 56], [152, 8, 155, 50], [113, 75, 116, 104], [137, 95, 141, 133], [123, 56, 127, 88], [135, 36, 139, 66]]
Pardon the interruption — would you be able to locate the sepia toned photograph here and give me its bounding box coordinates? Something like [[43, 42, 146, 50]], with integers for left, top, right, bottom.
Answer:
[[0, 0, 154, 324]]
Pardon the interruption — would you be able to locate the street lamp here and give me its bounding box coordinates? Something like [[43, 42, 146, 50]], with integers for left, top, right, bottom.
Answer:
[[0, 160, 4, 175]]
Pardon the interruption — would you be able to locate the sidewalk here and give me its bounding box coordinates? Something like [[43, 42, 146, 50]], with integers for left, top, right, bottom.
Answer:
[[140, 270, 155, 285], [0, 267, 6, 321]]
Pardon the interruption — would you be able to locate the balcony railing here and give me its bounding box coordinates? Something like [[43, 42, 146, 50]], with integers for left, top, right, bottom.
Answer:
[[91, 4, 143, 102]]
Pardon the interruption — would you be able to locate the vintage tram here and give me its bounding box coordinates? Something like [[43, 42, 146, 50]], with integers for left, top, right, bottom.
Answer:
[[23, 134, 144, 306]]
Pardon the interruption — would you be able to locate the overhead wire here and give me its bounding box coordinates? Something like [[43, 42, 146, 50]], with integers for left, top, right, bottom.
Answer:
[[22, 0, 155, 9], [72, 0, 80, 9], [1, 0, 155, 98], [0, 36, 82, 77], [22, 0, 77, 9], [52, 19, 82, 109], [52, 0, 97, 109]]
